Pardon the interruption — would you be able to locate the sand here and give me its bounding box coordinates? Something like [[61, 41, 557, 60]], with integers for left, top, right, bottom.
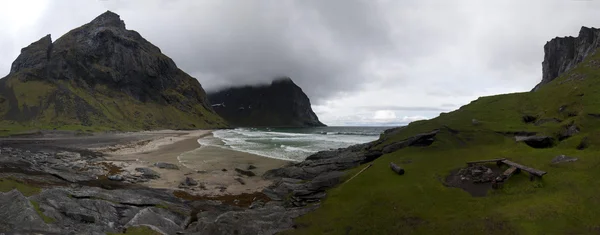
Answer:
[[100, 130, 289, 196]]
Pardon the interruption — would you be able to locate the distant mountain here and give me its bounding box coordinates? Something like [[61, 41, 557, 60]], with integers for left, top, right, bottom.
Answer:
[[0, 11, 227, 133], [208, 78, 325, 127]]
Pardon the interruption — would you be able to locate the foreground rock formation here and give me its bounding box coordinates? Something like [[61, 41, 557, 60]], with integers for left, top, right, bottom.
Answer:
[[208, 78, 325, 127], [0, 11, 227, 132]]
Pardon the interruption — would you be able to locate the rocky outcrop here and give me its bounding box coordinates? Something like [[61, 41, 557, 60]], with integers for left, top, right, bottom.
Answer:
[[208, 77, 325, 127], [533, 26, 600, 91], [0, 11, 227, 130], [263, 130, 438, 207]]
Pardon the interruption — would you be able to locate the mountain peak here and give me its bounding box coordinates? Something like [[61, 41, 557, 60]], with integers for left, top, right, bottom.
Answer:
[[89, 10, 125, 29]]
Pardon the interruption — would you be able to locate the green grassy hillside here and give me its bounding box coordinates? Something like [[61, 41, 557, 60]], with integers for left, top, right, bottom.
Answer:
[[284, 50, 600, 234], [0, 75, 227, 135]]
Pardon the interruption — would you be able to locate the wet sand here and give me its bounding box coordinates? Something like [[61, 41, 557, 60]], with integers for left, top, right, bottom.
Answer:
[[101, 131, 289, 196]]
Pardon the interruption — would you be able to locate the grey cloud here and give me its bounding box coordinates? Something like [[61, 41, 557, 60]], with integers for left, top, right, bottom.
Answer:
[[358, 105, 448, 112]]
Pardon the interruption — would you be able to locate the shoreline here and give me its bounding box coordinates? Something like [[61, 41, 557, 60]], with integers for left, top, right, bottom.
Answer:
[[98, 129, 290, 196]]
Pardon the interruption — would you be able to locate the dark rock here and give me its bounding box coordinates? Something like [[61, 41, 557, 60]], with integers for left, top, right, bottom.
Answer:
[[577, 137, 589, 150], [208, 77, 326, 127], [222, 169, 228, 172], [522, 115, 538, 123], [534, 118, 562, 126], [249, 200, 265, 209], [515, 135, 556, 148], [235, 168, 256, 177], [186, 202, 318, 235], [108, 174, 123, 181], [0, 190, 55, 233], [125, 208, 186, 235], [235, 178, 246, 185], [559, 123, 579, 140], [154, 162, 179, 170], [533, 27, 600, 91], [180, 177, 198, 187], [382, 129, 439, 154], [135, 167, 160, 179], [247, 165, 257, 170], [457, 164, 496, 183], [552, 155, 578, 164]]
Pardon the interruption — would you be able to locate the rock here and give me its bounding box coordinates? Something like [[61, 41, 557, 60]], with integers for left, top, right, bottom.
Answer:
[[108, 174, 124, 181], [534, 118, 562, 126], [135, 168, 160, 179], [552, 155, 578, 164], [154, 162, 179, 170], [0, 190, 55, 233], [247, 165, 257, 170], [186, 202, 318, 235], [235, 168, 256, 177], [515, 135, 555, 148], [457, 164, 496, 183], [559, 123, 579, 140], [522, 115, 537, 123], [222, 169, 228, 172], [126, 207, 186, 235], [249, 200, 265, 209], [382, 129, 439, 154], [180, 177, 198, 187], [208, 77, 326, 127], [533, 27, 600, 91], [235, 178, 246, 185], [577, 137, 589, 150]]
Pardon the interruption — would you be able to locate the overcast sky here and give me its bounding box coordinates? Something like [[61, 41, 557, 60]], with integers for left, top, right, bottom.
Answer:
[[1, 0, 599, 126]]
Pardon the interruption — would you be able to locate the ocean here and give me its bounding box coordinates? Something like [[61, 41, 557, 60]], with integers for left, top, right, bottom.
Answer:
[[196, 126, 392, 162]]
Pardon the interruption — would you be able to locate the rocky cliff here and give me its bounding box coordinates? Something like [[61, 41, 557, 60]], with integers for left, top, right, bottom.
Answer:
[[208, 78, 325, 127], [533, 26, 600, 91], [0, 11, 227, 132]]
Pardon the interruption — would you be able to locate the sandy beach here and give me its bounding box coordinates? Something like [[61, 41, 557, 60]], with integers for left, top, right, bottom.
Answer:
[[97, 130, 289, 196]]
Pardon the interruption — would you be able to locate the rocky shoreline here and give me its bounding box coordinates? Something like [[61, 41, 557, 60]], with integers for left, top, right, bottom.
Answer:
[[0, 128, 435, 234]]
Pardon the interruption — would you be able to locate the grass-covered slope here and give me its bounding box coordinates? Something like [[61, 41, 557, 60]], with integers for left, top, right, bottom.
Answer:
[[285, 50, 600, 234]]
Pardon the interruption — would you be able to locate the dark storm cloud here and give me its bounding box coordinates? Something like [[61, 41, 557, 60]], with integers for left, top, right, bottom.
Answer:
[[4, 0, 600, 125]]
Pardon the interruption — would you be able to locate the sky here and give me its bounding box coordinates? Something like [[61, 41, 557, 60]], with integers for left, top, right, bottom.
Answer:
[[1, 0, 600, 126]]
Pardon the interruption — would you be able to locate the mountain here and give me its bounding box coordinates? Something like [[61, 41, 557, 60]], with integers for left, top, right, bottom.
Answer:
[[279, 26, 600, 234], [533, 26, 600, 91], [0, 11, 227, 134], [207, 78, 325, 127]]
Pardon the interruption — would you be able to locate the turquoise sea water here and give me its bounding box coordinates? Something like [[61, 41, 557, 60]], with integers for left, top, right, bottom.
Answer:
[[197, 126, 392, 161]]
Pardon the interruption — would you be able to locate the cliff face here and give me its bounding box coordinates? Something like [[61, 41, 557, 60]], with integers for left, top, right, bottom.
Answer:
[[0, 11, 227, 131], [533, 26, 600, 91], [208, 78, 326, 127]]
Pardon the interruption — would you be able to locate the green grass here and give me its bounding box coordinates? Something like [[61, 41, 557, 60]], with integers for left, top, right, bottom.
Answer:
[[0, 77, 228, 136], [0, 178, 41, 196], [30, 200, 56, 223], [285, 51, 600, 234], [107, 226, 163, 235]]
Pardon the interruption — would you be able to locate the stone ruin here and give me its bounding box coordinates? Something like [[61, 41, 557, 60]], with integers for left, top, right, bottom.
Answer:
[[457, 164, 496, 183]]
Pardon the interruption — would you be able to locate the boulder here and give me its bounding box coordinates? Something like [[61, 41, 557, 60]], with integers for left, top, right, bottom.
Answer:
[[154, 162, 179, 170], [108, 174, 124, 181], [135, 168, 161, 179], [179, 177, 198, 187], [235, 168, 256, 177], [515, 135, 555, 148], [0, 190, 55, 233], [552, 155, 578, 164], [390, 162, 405, 175]]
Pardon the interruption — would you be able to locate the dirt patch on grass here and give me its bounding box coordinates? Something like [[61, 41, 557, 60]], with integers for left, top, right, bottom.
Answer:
[[444, 164, 504, 197]]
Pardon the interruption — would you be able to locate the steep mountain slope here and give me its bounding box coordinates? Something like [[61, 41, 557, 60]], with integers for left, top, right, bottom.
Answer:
[[283, 26, 600, 234], [0, 11, 227, 134], [208, 78, 325, 127]]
